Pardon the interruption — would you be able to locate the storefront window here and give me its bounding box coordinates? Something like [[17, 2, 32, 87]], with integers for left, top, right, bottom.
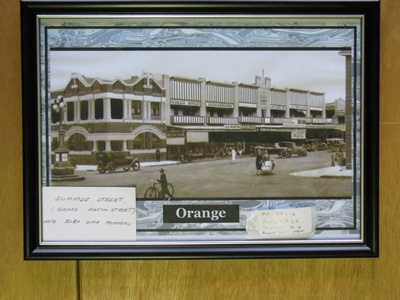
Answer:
[[97, 141, 106, 152], [151, 133, 160, 149], [110, 140, 122, 151]]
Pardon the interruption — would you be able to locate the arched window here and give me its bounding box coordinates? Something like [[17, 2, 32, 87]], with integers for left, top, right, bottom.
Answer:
[[127, 132, 161, 150], [67, 133, 93, 151]]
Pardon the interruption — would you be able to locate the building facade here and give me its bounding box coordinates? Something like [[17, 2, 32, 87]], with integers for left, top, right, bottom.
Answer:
[[50, 72, 342, 164]]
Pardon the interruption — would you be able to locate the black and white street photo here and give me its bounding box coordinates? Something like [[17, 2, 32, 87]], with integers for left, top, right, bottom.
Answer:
[[48, 48, 351, 200]]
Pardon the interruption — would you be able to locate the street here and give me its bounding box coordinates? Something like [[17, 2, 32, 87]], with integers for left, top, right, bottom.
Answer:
[[53, 151, 352, 199]]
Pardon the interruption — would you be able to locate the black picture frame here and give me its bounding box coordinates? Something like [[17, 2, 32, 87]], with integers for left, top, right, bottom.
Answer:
[[21, 0, 379, 260]]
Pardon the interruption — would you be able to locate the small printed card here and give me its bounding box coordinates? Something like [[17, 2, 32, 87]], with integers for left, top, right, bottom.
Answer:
[[42, 186, 136, 244], [246, 207, 317, 240]]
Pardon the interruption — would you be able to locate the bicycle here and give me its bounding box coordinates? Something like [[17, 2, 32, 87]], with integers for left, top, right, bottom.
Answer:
[[144, 182, 175, 199]]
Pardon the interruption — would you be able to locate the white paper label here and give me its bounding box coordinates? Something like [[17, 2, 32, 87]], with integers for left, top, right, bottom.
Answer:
[[246, 207, 316, 240], [42, 186, 136, 244]]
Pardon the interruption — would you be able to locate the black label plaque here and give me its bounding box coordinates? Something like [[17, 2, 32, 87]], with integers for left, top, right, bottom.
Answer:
[[163, 205, 240, 223]]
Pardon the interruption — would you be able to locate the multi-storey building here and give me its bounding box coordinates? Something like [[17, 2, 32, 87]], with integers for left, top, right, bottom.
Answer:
[[325, 97, 346, 125], [50, 72, 343, 164]]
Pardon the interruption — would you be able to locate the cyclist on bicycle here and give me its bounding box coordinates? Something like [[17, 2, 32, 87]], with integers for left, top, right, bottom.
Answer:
[[158, 168, 173, 200]]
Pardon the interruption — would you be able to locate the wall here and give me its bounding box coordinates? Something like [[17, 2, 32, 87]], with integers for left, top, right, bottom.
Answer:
[[1, 1, 399, 299]]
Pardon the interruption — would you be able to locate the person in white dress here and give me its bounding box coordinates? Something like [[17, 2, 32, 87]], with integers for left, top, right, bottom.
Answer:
[[231, 147, 236, 164]]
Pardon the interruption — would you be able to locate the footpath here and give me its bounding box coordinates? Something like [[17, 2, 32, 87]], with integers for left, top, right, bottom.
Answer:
[[290, 166, 352, 178], [76, 160, 352, 178], [75, 160, 179, 171]]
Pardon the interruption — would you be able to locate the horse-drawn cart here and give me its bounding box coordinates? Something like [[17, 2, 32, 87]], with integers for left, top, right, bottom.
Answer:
[[96, 151, 140, 173]]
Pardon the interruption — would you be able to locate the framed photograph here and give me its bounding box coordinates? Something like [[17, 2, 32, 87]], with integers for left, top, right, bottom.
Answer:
[[21, 1, 379, 259]]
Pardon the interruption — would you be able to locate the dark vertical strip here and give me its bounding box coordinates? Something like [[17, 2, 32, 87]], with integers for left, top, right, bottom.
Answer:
[[45, 27, 50, 185]]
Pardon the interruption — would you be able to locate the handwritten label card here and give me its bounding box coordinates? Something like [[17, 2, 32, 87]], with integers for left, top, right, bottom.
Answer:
[[246, 207, 317, 240], [42, 187, 136, 244]]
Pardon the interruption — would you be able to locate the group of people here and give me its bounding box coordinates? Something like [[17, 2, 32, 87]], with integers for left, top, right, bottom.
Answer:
[[332, 148, 347, 171], [255, 149, 275, 175]]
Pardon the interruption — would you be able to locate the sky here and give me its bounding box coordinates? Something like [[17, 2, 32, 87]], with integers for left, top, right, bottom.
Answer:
[[50, 50, 345, 102]]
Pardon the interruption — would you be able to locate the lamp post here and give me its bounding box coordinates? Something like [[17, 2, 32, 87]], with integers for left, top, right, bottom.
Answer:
[[51, 95, 83, 181], [53, 96, 68, 160]]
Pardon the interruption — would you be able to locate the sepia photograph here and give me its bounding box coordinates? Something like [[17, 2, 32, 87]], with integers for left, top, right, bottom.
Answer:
[[48, 49, 351, 199]]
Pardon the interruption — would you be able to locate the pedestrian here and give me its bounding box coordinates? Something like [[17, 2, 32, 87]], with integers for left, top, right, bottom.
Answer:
[[263, 151, 275, 172], [255, 149, 264, 175], [336, 149, 346, 171], [158, 168, 173, 200], [331, 154, 335, 167], [231, 147, 236, 164], [155, 148, 160, 162]]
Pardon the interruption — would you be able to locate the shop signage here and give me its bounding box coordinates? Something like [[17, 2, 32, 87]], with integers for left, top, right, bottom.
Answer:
[[289, 104, 307, 110], [171, 99, 200, 106], [224, 125, 241, 129], [270, 105, 286, 110], [291, 129, 307, 139], [206, 102, 234, 109]]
